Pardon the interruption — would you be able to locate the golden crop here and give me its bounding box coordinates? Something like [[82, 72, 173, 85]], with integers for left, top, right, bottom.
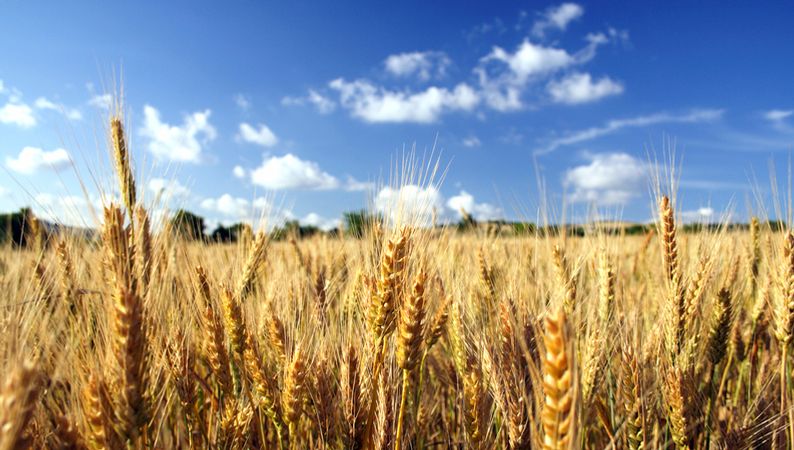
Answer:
[[0, 116, 786, 450]]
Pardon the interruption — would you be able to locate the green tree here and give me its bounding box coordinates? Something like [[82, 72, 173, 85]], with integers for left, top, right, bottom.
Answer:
[[342, 210, 379, 238], [170, 209, 206, 240], [210, 222, 251, 242]]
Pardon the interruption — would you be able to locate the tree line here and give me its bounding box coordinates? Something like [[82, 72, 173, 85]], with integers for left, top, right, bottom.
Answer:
[[0, 207, 781, 247]]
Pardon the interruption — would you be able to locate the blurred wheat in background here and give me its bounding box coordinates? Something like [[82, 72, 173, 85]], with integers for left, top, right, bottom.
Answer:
[[0, 109, 790, 450]]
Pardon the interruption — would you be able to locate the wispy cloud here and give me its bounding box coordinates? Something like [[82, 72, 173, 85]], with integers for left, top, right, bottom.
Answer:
[[88, 94, 112, 110], [532, 3, 584, 37], [535, 108, 724, 155], [384, 51, 452, 81], [282, 89, 336, 114], [764, 109, 793, 122], [679, 179, 752, 191], [234, 94, 251, 111], [462, 136, 482, 147], [34, 97, 82, 120]]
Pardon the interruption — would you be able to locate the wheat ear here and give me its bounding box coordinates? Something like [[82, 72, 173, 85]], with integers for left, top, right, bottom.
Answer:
[[0, 361, 43, 450], [395, 269, 426, 450], [195, 265, 233, 396], [103, 205, 148, 441], [110, 117, 137, 219], [541, 308, 574, 450]]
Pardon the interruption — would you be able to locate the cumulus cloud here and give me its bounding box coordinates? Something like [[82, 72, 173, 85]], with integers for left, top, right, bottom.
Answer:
[[375, 184, 443, 225], [563, 152, 648, 205], [536, 108, 724, 155], [0, 101, 36, 128], [238, 122, 278, 147], [301, 212, 341, 231], [532, 3, 584, 37], [483, 40, 573, 82], [201, 194, 271, 218], [6, 146, 71, 174], [446, 190, 503, 220], [282, 89, 336, 114], [330, 78, 478, 123], [547, 72, 623, 104], [250, 153, 339, 190], [140, 105, 217, 163], [34, 97, 82, 120], [148, 178, 190, 200], [462, 136, 482, 147], [475, 32, 613, 111], [233, 165, 246, 179], [384, 51, 452, 81], [475, 40, 573, 111]]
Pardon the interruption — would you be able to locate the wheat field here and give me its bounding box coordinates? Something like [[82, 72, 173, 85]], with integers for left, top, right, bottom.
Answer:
[[0, 116, 788, 450]]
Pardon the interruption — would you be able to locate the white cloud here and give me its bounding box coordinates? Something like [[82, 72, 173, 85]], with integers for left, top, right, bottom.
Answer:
[[306, 90, 336, 114], [0, 80, 4, 94], [0, 101, 36, 128], [251, 153, 339, 190], [681, 207, 716, 224], [89, 94, 112, 110], [446, 190, 503, 220], [536, 108, 725, 155], [201, 194, 250, 218], [532, 3, 584, 37], [140, 105, 217, 163], [33, 193, 99, 227], [330, 78, 478, 123], [34, 97, 57, 109], [563, 152, 648, 205], [201, 196, 293, 231], [345, 176, 375, 192], [282, 89, 336, 114], [148, 178, 190, 200], [233, 165, 246, 179], [375, 184, 443, 225], [475, 32, 612, 111], [547, 72, 623, 104], [234, 94, 251, 111], [301, 213, 341, 231], [6, 146, 71, 174], [238, 122, 278, 147], [384, 51, 452, 81], [476, 40, 573, 111], [462, 136, 482, 147], [34, 97, 82, 120], [483, 40, 573, 82], [764, 109, 793, 122]]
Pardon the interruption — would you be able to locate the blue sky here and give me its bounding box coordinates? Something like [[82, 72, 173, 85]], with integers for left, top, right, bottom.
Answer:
[[0, 1, 793, 229]]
